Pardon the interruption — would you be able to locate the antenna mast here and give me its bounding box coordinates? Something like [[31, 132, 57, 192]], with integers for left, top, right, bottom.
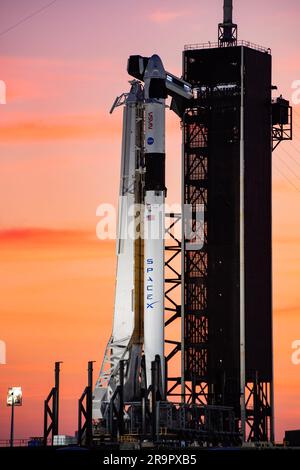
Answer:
[[218, 0, 237, 47]]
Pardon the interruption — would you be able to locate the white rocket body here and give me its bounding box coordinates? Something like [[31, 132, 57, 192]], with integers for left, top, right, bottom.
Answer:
[[143, 56, 166, 391], [144, 159, 165, 389]]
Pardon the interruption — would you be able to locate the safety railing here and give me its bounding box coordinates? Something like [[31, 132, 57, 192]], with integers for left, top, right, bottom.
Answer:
[[184, 40, 270, 54]]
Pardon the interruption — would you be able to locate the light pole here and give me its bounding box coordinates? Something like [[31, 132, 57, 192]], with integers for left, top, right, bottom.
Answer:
[[10, 395, 14, 447], [7, 387, 22, 447]]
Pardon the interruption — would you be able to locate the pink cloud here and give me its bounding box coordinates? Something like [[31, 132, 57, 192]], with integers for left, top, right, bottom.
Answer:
[[149, 10, 187, 23], [0, 55, 118, 106]]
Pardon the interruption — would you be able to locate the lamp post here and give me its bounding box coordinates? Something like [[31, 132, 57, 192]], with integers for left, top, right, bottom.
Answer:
[[10, 397, 14, 447], [7, 387, 22, 447]]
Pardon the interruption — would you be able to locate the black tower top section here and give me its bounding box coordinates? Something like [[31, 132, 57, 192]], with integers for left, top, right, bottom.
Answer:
[[218, 0, 237, 47]]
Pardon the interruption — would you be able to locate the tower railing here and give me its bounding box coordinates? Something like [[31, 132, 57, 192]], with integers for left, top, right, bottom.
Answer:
[[184, 40, 270, 54]]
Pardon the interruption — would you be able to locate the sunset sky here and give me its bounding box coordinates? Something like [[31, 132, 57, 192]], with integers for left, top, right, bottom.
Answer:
[[0, 0, 300, 442]]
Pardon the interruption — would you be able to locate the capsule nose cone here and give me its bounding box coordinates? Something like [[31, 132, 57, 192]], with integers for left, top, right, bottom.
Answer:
[[145, 54, 166, 81], [144, 55, 167, 99]]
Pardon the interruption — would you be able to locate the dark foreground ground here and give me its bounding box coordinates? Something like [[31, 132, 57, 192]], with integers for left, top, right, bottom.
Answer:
[[0, 446, 299, 469]]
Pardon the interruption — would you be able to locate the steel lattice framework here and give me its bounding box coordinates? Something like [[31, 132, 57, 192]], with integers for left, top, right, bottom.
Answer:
[[164, 213, 182, 400], [182, 109, 209, 405]]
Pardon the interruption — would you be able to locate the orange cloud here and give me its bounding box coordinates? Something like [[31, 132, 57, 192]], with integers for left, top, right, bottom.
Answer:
[[0, 227, 92, 242], [0, 108, 181, 142], [0, 113, 121, 141]]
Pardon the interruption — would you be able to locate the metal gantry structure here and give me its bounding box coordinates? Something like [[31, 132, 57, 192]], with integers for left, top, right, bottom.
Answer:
[[181, 109, 209, 406], [164, 212, 182, 401], [178, 2, 292, 444]]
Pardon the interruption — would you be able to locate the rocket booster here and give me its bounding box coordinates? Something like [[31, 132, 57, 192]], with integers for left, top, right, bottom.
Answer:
[[94, 53, 193, 421], [143, 55, 167, 391]]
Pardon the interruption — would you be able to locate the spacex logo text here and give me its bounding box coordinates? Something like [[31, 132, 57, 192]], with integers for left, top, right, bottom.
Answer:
[[146, 258, 157, 309]]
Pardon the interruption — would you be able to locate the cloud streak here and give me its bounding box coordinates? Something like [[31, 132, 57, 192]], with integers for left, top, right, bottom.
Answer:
[[149, 9, 188, 23], [0, 113, 121, 141]]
